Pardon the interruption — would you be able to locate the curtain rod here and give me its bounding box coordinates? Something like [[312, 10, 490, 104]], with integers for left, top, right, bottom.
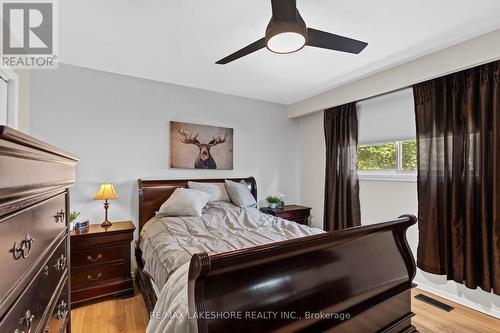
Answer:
[[355, 57, 500, 104], [356, 86, 412, 104]]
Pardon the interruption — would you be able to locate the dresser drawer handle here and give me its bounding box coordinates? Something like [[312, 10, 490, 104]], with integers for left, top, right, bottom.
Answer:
[[54, 255, 67, 271], [19, 309, 34, 332], [87, 273, 102, 281], [11, 234, 35, 260], [55, 300, 68, 320], [87, 254, 102, 262], [54, 210, 65, 223]]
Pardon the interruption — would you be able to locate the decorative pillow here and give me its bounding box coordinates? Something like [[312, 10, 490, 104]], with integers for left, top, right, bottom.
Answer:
[[224, 179, 257, 208], [188, 181, 230, 202], [158, 188, 211, 217]]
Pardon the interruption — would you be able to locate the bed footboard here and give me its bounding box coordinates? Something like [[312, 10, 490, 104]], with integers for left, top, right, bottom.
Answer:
[[188, 215, 417, 333]]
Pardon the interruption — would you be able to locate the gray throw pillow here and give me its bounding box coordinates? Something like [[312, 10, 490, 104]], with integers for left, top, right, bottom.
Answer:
[[158, 188, 211, 217], [187, 181, 230, 202], [224, 179, 257, 208]]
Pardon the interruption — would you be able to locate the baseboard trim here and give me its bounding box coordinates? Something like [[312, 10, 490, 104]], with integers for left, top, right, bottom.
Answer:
[[415, 281, 500, 319]]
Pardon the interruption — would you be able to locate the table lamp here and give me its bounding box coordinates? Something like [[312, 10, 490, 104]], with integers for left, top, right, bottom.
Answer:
[[93, 183, 119, 227]]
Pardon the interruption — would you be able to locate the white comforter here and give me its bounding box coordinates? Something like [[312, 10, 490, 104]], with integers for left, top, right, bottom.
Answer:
[[142, 201, 323, 333]]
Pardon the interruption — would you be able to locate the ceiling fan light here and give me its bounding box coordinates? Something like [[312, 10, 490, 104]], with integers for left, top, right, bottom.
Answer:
[[266, 32, 306, 54]]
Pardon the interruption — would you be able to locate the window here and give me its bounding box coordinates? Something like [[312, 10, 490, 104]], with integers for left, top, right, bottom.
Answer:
[[357, 139, 417, 181]]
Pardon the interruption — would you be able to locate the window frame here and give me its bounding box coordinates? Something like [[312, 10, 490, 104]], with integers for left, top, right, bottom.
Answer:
[[0, 67, 19, 129], [357, 139, 417, 182]]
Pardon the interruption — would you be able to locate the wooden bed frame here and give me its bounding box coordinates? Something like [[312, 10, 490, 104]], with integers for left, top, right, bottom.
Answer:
[[136, 177, 418, 333]]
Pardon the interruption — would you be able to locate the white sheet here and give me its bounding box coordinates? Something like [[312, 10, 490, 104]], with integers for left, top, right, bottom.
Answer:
[[142, 201, 323, 333]]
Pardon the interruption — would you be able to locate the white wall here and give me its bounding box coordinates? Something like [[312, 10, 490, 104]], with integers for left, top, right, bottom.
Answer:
[[29, 64, 301, 267], [15, 69, 30, 133], [298, 110, 500, 318], [299, 111, 325, 229], [0, 79, 7, 125]]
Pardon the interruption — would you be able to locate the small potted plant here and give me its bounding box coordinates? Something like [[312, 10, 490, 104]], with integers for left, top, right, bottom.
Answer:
[[69, 211, 90, 230], [266, 195, 282, 209], [69, 211, 80, 230], [277, 192, 285, 208]]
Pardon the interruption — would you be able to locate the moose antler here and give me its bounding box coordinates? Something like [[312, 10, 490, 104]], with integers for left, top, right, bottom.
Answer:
[[178, 128, 201, 146], [208, 135, 226, 147]]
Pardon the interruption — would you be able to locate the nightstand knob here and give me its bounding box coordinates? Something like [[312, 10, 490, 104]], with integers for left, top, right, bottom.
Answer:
[[87, 254, 102, 262], [87, 273, 102, 281]]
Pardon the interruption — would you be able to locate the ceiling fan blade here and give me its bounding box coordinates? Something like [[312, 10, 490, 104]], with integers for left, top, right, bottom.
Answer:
[[307, 28, 368, 54], [271, 0, 297, 21], [215, 38, 266, 64]]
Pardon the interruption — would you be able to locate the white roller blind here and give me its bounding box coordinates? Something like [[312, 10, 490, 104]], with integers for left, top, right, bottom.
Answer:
[[356, 88, 416, 144], [0, 79, 7, 126]]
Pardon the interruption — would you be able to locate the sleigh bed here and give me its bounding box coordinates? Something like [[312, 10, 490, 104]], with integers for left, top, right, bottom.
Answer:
[[135, 177, 417, 333]]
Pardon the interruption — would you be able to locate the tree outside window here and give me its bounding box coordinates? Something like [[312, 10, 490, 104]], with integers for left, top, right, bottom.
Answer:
[[357, 140, 416, 173]]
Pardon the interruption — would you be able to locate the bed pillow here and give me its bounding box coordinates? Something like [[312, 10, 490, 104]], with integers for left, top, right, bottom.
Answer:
[[158, 188, 211, 217], [224, 179, 257, 208], [187, 181, 230, 202]]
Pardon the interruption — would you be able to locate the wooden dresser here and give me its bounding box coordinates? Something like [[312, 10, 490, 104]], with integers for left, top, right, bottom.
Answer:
[[70, 221, 135, 306], [0, 126, 78, 333]]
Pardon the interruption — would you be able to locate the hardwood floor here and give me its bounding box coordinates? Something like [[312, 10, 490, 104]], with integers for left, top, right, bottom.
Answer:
[[71, 286, 499, 333], [71, 283, 149, 333], [411, 289, 500, 333]]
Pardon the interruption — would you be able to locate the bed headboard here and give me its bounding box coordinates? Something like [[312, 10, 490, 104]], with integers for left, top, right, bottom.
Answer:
[[137, 177, 257, 232]]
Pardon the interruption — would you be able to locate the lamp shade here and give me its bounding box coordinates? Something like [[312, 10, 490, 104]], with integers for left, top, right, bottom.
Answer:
[[93, 183, 119, 200]]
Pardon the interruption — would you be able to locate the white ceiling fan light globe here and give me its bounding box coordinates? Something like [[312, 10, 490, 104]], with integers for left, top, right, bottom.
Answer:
[[266, 32, 306, 54]]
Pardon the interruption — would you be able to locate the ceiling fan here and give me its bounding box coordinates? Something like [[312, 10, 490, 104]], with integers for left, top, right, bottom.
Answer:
[[216, 0, 368, 64]]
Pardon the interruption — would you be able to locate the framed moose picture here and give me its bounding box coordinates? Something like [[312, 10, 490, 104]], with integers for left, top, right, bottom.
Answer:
[[170, 121, 233, 170]]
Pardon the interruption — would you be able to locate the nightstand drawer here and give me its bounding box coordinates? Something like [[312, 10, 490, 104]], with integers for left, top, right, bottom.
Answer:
[[70, 220, 135, 306], [260, 205, 311, 226], [71, 262, 124, 288], [72, 244, 123, 268], [288, 217, 309, 225], [276, 211, 309, 220]]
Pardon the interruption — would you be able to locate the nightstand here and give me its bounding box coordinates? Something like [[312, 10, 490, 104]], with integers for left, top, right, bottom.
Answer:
[[70, 220, 135, 306], [260, 205, 312, 226]]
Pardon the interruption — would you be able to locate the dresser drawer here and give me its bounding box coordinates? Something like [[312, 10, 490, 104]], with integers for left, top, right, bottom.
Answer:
[[0, 137, 75, 203], [72, 244, 123, 268], [0, 192, 67, 307], [0, 238, 67, 333], [46, 281, 69, 333], [72, 262, 124, 289]]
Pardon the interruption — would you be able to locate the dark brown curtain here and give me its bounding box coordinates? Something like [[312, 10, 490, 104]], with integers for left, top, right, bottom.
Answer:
[[414, 60, 500, 295], [323, 102, 361, 231]]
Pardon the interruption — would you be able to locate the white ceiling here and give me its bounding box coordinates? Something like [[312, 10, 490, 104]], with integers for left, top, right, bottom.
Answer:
[[59, 0, 500, 105]]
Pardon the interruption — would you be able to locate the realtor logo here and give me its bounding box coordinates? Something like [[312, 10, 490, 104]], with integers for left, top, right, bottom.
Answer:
[[1, 0, 58, 68]]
